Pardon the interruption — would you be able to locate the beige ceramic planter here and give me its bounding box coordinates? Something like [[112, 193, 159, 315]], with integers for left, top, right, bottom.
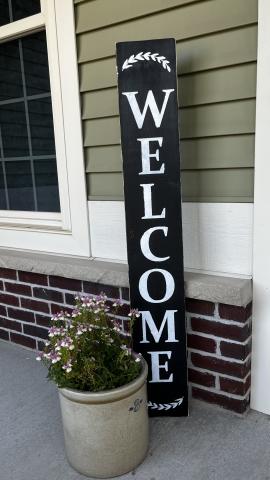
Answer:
[[58, 359, 149, 478]]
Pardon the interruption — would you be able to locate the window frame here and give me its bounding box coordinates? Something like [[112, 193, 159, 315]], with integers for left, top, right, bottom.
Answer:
[[0, 0, 91, 257]]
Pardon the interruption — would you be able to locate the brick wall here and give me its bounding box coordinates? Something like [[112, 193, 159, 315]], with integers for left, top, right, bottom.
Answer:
[[0, 267, 252, 414], [186, 298, 252, 414]]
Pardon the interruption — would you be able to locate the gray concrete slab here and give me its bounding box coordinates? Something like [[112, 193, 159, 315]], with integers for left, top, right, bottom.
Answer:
[[0, 340, 269, 480]]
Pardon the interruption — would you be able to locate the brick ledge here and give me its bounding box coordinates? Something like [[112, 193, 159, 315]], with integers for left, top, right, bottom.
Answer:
[[0, 250, 252, 306]]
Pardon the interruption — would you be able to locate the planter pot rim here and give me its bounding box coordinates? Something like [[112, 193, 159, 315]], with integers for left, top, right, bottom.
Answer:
[[59, 356, 148, 405]]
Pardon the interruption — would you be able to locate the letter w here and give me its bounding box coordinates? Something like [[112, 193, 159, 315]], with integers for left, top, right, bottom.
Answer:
[[140, 310, 179, 343], [122, 89, 174, 129]]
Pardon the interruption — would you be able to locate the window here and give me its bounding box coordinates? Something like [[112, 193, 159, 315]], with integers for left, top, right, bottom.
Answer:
[[0, 29, 60, 212], [0, 0, 90, 256]]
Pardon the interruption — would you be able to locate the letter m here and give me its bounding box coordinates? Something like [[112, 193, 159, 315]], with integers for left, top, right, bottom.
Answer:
[[122, 89, 174, 129], [140, 310, 179, 343]]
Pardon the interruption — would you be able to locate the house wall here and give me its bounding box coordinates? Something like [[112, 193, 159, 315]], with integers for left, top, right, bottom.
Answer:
[[74, 0, 258, 276], [0, 0, 258, 415], [75, 0, 257, 203]]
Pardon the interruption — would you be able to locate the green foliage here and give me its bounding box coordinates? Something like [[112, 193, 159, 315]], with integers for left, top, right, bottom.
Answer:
[[37, 295, 142, 392]]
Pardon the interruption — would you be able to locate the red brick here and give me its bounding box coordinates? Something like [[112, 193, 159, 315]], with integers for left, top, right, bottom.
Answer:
[[187, 334, 216, 353], [37, 340, 46, 351], [122, 319, 131, 333], [191, 317, 251, 342], [8, 307, 35, 323], [21, 298, 49, 314], [220, 340, 251, 361], [51, 303, 73, 315], [18, 271, 48, 286], [185, 298, 215, 316], [5, 282, 32, 296], [0, 292, 19, 306], [0, 305, 7, 316], [35, 314, 51, 327], [0, 268, 17, 280], [220, 375, 251, 396], [49, 275, 81, 291], [83, 281, 119, 298], [191, 352, 251, 379], [0, 328, 9, 340], [118, 303, 130, 316], [23, 324, 48, 340], [10, 332, 36, 349], [188, 368, 216, 388], [33, 287, 63, 303], [65, 293, 76, 305], [0, 318, 22, 332], [219, 302, 252, 323], [192, 387, 250, 414], [121, 288, 130, 301]]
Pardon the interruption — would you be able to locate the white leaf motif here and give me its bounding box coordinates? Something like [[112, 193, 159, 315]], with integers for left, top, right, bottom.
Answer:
[[122, 59, 132, 70], [122, 51, 171, 73], [128, 54, 137, 63], [135, 52, 145, 61], [144, 51, 151, 60], [148, 397, 183, 411]]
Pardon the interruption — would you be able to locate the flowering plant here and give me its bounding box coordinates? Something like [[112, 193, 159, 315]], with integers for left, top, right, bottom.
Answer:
[[37, 294, 142, 391]]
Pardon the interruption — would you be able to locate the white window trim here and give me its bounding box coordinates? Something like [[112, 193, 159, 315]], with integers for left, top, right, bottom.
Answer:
[[0, 0, 91, 257]]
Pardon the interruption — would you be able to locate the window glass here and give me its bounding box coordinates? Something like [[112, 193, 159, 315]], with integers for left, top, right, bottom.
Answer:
[[0, 162, 6, 209], [0, 0, 40, 26], [28, 98, 56, 156], [0, 102, 29, 157], [34, 159, 59, 212], [5, 160, 34, 210], [0, 41, 23, 101], [0, 30, 60, 212], [0, 0, 10, 28], [22, 32, 50, 96]]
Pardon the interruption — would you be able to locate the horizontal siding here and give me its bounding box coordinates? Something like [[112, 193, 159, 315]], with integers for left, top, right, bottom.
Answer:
[[79, 25, 258, 91], [77, 0, 257, 62], [87, 169, 254, 202], [82, 64, 256, 117], [86, 135, 255, 172], [84, 100, 255, 145], [75, 0, 258, 202], [76, 0, 199, 33]]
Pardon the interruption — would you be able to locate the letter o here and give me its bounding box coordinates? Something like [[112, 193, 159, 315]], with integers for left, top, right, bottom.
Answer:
[[139, 269, 175, 303]]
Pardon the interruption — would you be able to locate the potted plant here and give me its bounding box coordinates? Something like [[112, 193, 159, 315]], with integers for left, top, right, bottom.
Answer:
[[37, 293, 149, 478]]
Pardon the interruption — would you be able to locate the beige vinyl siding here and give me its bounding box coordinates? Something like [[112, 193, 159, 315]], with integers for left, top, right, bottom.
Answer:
[[75, 0, 258, 202]]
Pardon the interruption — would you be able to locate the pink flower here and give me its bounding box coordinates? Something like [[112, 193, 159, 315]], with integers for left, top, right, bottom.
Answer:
[[62, 360, 72, 373], [128, 309, 140, 318], [49, 352, 61, 364]]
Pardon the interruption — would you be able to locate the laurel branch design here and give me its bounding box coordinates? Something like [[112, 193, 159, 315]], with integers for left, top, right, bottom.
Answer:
[[148, 397, 183, 411], [122, 52, 171, 72]]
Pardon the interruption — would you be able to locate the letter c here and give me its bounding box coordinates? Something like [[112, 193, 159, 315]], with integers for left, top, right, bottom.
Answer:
[[140, 226, 170, 262]]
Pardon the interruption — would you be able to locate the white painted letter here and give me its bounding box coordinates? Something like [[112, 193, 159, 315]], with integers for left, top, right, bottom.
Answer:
[[140, 183, 166, 219], [122, 89, 175, 129], [148, 351, 173, 383], [139, 269, 175, 303], [137, 137, 164, 175], [140, 226, 169, 262], [140, 310, 179, 343]]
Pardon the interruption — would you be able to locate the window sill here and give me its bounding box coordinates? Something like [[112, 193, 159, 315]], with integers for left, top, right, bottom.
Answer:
[[0, 249, 252, 306]]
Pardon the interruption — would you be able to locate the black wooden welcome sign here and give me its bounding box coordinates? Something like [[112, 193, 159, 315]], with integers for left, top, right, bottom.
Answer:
[[116, 39, 188, 417]]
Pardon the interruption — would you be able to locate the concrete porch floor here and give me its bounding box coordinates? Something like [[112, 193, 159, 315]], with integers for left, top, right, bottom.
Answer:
[[0, 341, 269, 480]]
